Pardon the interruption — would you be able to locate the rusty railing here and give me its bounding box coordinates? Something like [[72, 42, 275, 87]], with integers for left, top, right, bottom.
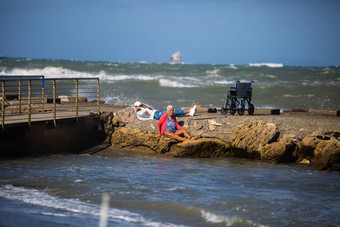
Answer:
[[1, 76, 100, 130]]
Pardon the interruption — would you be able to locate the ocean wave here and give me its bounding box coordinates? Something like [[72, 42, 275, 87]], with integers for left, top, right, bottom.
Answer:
[[214, 80, 234, 85], [0, 184, 180, 227], [249, 63, 284, 68], [105, 74, 157, 81], [0, 66, 104, 79], [201, 210, 266, 227], [206, 69, 221, 75], [159, 79, 197, 88]]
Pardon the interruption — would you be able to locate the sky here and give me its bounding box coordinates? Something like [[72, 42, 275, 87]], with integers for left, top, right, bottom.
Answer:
[[0, 0, 340, 66]]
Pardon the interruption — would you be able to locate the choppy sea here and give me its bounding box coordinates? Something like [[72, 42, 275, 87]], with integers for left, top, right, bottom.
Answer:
[[1, 153, 340, 227], [1, 57, 340, 226], [1, 57, 339, 110]]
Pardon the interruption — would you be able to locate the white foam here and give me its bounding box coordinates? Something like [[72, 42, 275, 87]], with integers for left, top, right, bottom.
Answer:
[[201, 210, 266, 227], [214, 80, 234, 85], [249, 63, 284, 68], [225, 64, 238, 69], [206, 69, 221, 75], [0, 184, 179, 227], [159, 79, 197, 88], [105, 74, 156, 81], [1, 66, 104, 79]]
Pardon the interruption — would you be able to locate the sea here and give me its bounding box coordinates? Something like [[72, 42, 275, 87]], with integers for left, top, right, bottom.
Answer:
[[1, 57, 339, 110], [1, 57, 340, 227]]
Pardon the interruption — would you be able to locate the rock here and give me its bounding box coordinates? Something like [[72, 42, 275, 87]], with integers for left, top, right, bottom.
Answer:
[[313, 138, 340, 171], [100, 112, 113, 123], [110, 128, 231, 157], [111, 128, 174, 153], [260, 138, 298, 163], [297, 131, 340, 171], [167, 138, 231, 158], [228, 121, 280, 159], [116, 107, 137, 124], [58, 95, 72, 102], [112, 116, 125, 127], [297, 131, 322, 161], [299, 159, 311, 164]]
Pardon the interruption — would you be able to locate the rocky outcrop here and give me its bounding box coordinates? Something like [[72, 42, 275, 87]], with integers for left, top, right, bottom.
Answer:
[[298, 131, 340, 171], [110, 127, 231, 158], [227, 121, 298, 163], [228, 121, 280, 159], [260, 138, 298, 163], [99, 107, 340, 172], [166, 138, 230, 158]]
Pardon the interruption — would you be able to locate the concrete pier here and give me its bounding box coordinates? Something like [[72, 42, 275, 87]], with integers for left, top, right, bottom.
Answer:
[[0, 113, 103, 157]]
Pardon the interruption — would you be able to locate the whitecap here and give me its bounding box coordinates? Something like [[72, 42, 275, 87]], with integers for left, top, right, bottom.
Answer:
[[214, 80, 234, 85], [206, 69, 220, 75], [249, 63, 284, 68], [159, 79, 197, 88], [201, 210, 266, 227], [1, 66, 103, 79], [0, 184, 180, 227]]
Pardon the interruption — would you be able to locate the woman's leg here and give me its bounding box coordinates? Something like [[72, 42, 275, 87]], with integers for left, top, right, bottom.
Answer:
[[154, 110, 167, 120], [163, 131, 187, 141], [173, 109, 186, 117]]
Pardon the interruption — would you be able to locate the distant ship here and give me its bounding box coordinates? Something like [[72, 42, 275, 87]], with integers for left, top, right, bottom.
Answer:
[[170, 51, 181, 62]]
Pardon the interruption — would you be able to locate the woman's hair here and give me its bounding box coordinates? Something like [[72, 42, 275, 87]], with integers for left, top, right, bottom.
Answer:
[[167, 105, 174, 110]]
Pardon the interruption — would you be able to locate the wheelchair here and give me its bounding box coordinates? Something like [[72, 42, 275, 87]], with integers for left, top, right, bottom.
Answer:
[[221, 80, 254, 115]]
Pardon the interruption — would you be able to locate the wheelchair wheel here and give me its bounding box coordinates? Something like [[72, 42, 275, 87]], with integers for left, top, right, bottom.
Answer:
[[221, 107, 228, 115], [238, 108, 245, 115], [248, 104, 254, 115]]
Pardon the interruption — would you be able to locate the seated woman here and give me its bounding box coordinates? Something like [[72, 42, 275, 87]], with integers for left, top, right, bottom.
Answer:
[[156, 105, 198, 141], [133, 101, 196, 121]]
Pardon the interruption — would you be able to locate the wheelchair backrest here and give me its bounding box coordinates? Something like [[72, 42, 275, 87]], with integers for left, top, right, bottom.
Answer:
[[236, 81, 253, 98]]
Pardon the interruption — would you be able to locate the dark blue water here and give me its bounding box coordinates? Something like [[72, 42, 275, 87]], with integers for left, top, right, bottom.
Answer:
[[1, 150, 339, 226]]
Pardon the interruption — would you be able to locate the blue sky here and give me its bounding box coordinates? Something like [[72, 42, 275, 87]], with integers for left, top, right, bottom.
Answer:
[[0, 0, 339, 66]]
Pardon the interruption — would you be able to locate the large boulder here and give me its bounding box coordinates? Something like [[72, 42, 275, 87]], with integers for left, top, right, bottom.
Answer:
[[110, 128, 230, 157], [313, 138, 340, 171], [167, 138, 231, 158], [228, 121, 280, 159], [111, 127, 172, 153], [260, 138, 298, 163], [297, 131, 323, 162], [116, 107, 137, 124], [297, 131, 340, 171]]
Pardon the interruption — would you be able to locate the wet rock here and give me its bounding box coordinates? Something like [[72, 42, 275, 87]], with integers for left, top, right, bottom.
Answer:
[[111, 127, 174, 154], [313, 138, 340, 171], [228, 121, 280, 159], [110, 127, 231, 157], [167, 138, 231, 158], [297, 131, 340, 171], [260, 138, 298, 163]]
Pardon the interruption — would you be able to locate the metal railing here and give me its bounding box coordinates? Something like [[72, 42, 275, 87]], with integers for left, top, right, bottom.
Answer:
[[1, 76, 100, 130]]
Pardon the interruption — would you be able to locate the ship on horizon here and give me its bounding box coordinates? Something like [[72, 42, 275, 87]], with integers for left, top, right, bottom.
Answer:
[[170, 51, 181, 63]]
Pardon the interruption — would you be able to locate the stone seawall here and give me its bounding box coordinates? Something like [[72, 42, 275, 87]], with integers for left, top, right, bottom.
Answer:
[[100, 106, 340, 172]]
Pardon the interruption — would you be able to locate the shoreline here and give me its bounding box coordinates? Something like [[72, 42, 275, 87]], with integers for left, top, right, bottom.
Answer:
[[88, 103, 340, 172]]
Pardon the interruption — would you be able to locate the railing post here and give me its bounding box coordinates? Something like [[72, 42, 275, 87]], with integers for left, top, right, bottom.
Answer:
[[97, 79, 100, 114], [18, 77, 22, 114], [2, 81, 5, 131], [42, 79, 44, 111], [53, 79, 56, 127], [28, 80, 31, 128], [75, 79, 79, 124]]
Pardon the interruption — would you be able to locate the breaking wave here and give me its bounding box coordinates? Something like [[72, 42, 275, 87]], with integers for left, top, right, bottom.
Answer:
[[249, 63, 284, 68], [0, 184, 180, 227]]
